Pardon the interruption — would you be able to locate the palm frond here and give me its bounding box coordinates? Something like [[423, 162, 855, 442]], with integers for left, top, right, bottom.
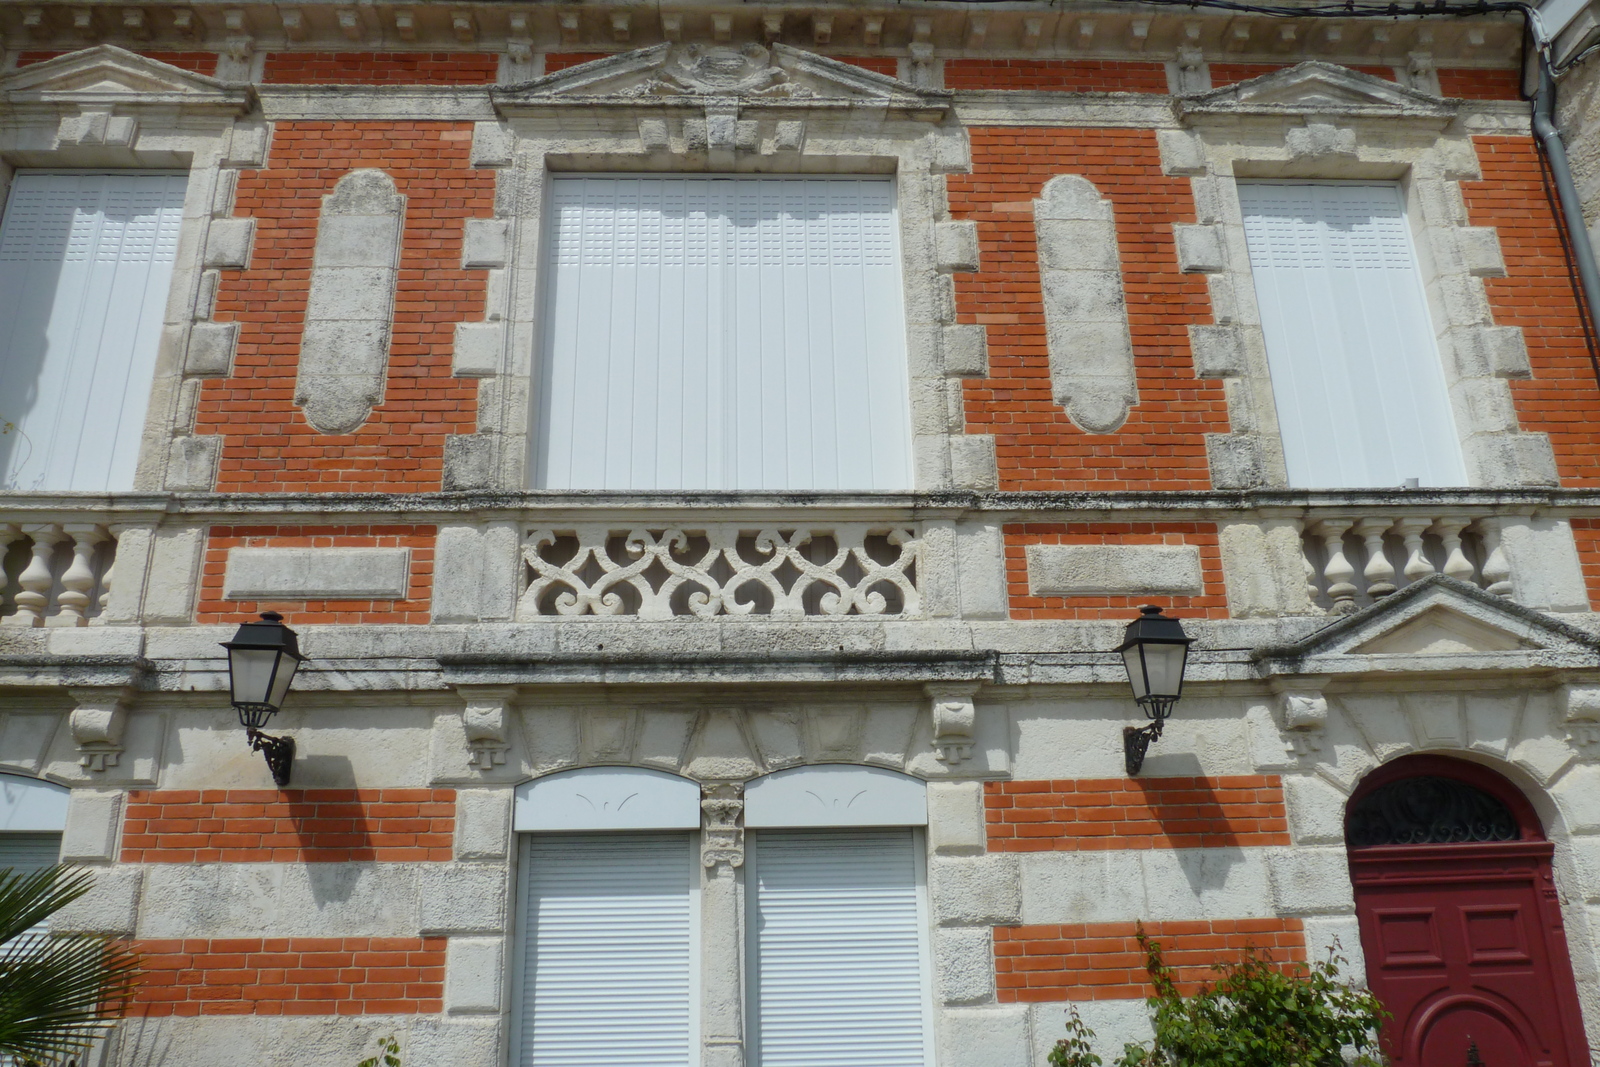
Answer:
[[0, 868, 93, 947], [0, 866, 138, 1065]]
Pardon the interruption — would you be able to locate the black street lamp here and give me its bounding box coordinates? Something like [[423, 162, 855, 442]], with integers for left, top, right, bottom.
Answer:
[[1115, 605, 1194, 776], [221, 611, 304, 787]]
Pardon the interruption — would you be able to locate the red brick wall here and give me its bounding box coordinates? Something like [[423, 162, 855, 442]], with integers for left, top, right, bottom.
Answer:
[[985, 776, 1289, 851], [262, 52, 498, 84], [1209, 62, 1395, 85], [121, 789, 455, 863], [196, 525, 435, 624], [130, 936, 446, 1016], [1437, 67, 1522, 100], [994, 919, 1306, 1002], [950, 129, 1227, 491], [197, 123, 492, 492], [837, 55, 899, 76], [945, 59, 1168, 93], [1004, 522, 1227, 620], [1462, 136, 1600, 488], [17, 50, 219, 75], [544, 52, 613, 73], [1570, 519, 1600, 609]]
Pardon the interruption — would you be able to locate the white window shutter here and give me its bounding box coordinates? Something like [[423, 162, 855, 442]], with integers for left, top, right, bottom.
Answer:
[[1238, 182, 1467, 489], [0, 833, 63, 945], [750, 829, 931, 1067], [0, 172, 186, 492], [535, 177, 913, 491], [517, 833, 696, 1067]]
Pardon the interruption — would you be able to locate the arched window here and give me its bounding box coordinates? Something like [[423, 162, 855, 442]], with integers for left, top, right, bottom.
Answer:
[[1345, 754, 1541, 848]]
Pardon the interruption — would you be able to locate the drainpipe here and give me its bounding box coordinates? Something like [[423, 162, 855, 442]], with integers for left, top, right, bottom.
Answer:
[[1531, 58, 1600, 339]]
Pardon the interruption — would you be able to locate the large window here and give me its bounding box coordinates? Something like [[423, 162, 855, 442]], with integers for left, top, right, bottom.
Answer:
[[533, 176, 914, 492], [1238, 181, 1466, 489], [0, 172, 187, 492], [0, 775, 69, 945]]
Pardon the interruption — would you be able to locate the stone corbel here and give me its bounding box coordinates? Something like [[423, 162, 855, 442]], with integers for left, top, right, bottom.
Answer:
[[459, 686, 515, 770], [1271, 678, 1330, 755], [926, 682, 980, 765], [701, 782, 745, 869], [67, 686, 134, 772], [1559, 684, 1600, 756]]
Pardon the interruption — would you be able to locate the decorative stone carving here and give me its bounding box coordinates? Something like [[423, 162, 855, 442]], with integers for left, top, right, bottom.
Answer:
[[926, 682, 980, 765], [1274, 684, 1329, 755], [293, 169, 405, 435], [700, 781, 745, 868], [68, 685, 134, 771], [459, 687, 514, 770], [1032, 175, 1137, 434], [519, 525, 920, 619], [1178, 60, 1456, 123]]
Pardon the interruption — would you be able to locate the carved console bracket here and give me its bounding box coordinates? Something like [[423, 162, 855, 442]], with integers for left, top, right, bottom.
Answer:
[[67, 685, 135, 772], [701, 781, 745, 869], [1560, 683, 1600, 756], [1272, 678, 1330, 756], [458, 685, 514, 770], [926, 682, 981, 765]]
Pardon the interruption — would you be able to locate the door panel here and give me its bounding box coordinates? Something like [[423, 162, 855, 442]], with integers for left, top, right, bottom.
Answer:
[[1350, 844, 1587, 1067]]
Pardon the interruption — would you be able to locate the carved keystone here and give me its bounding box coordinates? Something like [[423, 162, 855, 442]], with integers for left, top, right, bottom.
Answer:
[[293, 169, 405, 435], [459, 686, 514, 770], [926, 682, 980, 765], [1033, 176, 1138, 434]]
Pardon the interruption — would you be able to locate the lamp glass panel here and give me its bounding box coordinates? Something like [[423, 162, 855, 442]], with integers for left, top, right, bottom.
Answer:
[[266, 655, 299, 711], [1142, 643, 1189, 700], [1121, 646, 1150, 701], [229, 647, 281, 708]]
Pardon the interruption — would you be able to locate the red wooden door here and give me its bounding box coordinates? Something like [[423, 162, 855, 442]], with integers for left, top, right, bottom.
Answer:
[[1347, 758, 1590, 1067]]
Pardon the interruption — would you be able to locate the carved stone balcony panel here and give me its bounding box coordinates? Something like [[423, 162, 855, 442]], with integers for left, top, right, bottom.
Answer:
[[518, 523, 921, 620], [0, 523, 117, 627], [1301, 513, 1507, 615]]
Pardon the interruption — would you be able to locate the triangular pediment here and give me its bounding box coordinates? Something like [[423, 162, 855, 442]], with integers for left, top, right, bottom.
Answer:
[[496, 43, 948, 112], [1255, 575, 1600, 678], [0, 45, 251, 111], [1182, 60, 1455, 118]]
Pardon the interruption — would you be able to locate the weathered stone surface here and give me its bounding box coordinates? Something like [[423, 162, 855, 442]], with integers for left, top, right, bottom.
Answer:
[[1025, 543, 1203, 596], [223, 547, 411, 600]]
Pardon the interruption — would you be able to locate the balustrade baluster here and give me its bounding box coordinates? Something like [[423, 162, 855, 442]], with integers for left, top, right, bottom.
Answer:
[[1314, 518, 1359, 614], [1433, 516, 1477, 585], [1397, 518, 1437, 587], [1355, 518, 1397, 601], [1478, 518, 1514, 598], [0, 524, 21, 621], [94, 526, 121, 622], [3, 525, 65, 627], [1301, 520, 1320, 606], [49, 525, 108, 627]]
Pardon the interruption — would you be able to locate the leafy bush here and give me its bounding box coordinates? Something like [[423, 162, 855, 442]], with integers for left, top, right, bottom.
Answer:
[[1049, 926, 1387, 1067], [357, 1035, 401, 1067]]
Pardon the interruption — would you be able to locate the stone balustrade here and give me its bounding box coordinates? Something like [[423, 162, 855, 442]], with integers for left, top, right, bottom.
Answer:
[[1301, 512, 1510, 614], [0, 523, 118, 627]]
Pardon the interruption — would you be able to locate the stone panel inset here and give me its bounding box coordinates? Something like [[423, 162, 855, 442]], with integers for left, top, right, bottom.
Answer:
[[222, 547, 411, 600], [1025, 543, 1203, 596]]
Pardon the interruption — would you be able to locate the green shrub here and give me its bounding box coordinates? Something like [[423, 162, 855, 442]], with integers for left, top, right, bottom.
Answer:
[[357, 1035, 401, 1067], [1049, 925, 1387, 1067]]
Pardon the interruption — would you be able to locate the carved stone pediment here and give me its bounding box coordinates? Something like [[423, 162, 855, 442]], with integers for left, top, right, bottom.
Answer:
[[494, 43, 949, 115], [1254, 575, 1600, 679], [0, 45, 253, 113], [1180, 61, 1455, 121]]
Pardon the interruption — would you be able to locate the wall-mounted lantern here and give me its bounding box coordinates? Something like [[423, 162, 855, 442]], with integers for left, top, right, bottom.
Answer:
[[1116, 605, 1194, 776], [221, 611, 303, 787]]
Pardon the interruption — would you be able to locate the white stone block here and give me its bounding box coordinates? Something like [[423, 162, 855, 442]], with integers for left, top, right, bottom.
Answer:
[[1025, 543, 1203, 596], [1456, 226, 1507, 276], [61, 790, 123, 862], [927, 781, 986, 854], [1266, 847, 1356, 915], [446, 937, 505, 1013], [405, 1017, 503, 1067], [1206, 433, 1265, 489], [139, 863, 420, 938], [1444, 324, 1531, 379], [165, 436, 220, 492], [1187, 323, 1251, 378], [202, 217, 256, 269], [935, 926, 995, 1004], [184, 321, 239, 376], [455, 788, 513, 860], [935, 220, 980, 273], [939, 1006, 1030, 1067], [949, 435, 997, 490], [453, 322, 504, 377], [419, 864, 508, 934], [942, 324, 989, 377], [143, 526, 205, 623], [1281, 774, 1348, 845], [1173, 223, 1227, 273], [956, 522, 1007, 620], [462, 218, 510, 270], [929, 855, 1020, 925], [222, 547, 411, 600], [470, 122, 514, 167], [52, 866, 142, 935], [1499, 518, 1590, 612], [1156, 129, 1208, 175]]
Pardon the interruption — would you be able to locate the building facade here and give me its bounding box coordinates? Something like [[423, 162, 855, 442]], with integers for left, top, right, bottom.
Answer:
[[2, 0, 1600, 1064]]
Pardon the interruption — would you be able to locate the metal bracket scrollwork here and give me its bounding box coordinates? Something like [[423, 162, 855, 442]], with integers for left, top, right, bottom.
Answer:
[[1347, 776, 1517, 847], [247, 729, 296, 788]]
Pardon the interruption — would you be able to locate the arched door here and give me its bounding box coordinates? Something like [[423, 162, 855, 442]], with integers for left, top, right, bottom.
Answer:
[[1347, 756, 1590, 1067]]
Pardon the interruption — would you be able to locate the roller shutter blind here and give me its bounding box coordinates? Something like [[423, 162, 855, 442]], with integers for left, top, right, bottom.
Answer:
[[0, 172, 187, 492], [517, 833, 695, 1067], [1238, 182, 1466, 489], [0, 833, 62, 945], [534, 176, 913, 491], [750, 829, 931, 1067]]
